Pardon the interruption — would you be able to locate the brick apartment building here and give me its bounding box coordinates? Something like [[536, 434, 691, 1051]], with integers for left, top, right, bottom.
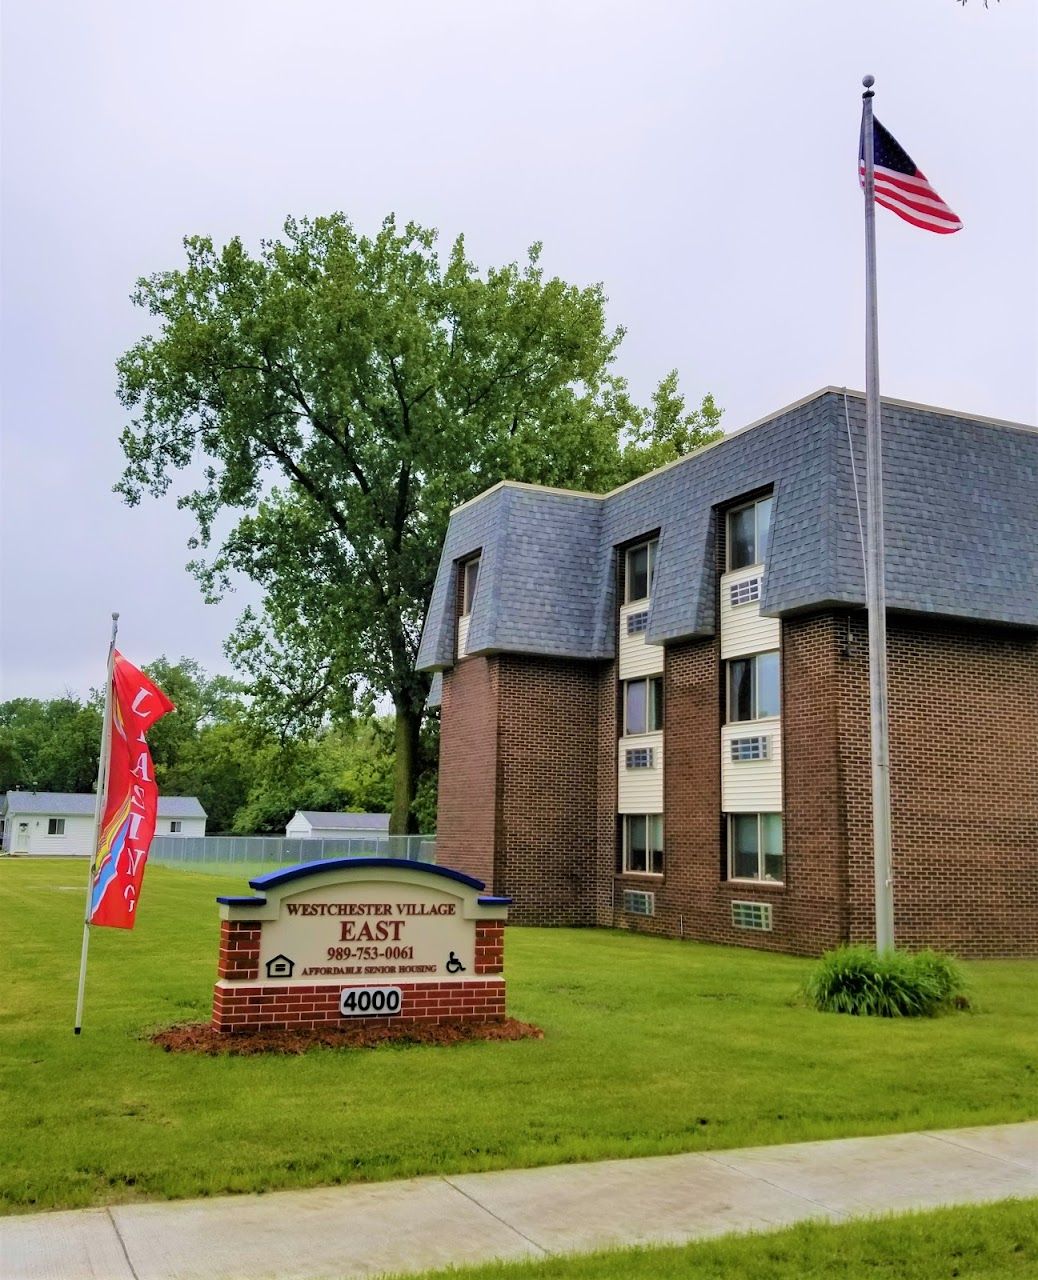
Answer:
[[416, 388, 1038, 957]]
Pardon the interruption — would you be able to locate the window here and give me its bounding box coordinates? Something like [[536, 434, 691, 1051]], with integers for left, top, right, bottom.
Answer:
[[624, 538, 658, 603], [461, 556, 480, 616], [730, 735, 770, 762], [623, 890, 655, 916], [47, 818, 65, 836], [625, 747, 654, 769], [624, 677, 663, 735], [626, 610, 649, 635], [169, 820, 182, 833], [727, 495, 773, 570], [729, 813, 783, 882], [729, 576, 762, 607], [731, 901, 773, 930], [623, 814, 664, 875], [727, 651, 780, 722]]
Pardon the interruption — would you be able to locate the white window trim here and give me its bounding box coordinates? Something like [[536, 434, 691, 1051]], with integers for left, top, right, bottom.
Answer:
[[169, 820, 183, 833], [727, 813, 784, 885], [727, 495, 772, 572], [623, 538, 658, 605], [623, 675, 664, 736], [621, 813, 665, 877], [47, 818, 66, 836], [727, 650, 781, 724], [461, 556, 480, 617]]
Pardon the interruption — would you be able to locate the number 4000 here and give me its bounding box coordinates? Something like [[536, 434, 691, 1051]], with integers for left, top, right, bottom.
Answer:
[[339, 986, 402, 1017]]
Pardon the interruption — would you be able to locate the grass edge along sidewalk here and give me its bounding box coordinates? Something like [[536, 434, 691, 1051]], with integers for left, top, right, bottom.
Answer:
[[389, 1198, 1038, 1280], [2, 860, 1037, 1213]]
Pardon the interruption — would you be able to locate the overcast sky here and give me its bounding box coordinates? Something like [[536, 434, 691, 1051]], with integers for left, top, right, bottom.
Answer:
[[1, 0, 1035, 701]]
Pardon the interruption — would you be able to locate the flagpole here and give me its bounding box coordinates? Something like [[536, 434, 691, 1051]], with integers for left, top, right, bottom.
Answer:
[[861, 75, 895, 954], [74, 612, 119, 1034]]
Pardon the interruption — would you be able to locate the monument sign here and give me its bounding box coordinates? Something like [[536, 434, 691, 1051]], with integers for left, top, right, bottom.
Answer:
[[213, 858, 510, 1033]]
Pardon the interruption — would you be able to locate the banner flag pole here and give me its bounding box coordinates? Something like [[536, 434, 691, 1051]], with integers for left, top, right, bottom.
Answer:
[[861, 75, 896, 954], [74, 612, 120, 1034]]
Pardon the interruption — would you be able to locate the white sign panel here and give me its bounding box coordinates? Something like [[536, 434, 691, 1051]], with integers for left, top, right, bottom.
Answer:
[[257, 877, 476, 985]]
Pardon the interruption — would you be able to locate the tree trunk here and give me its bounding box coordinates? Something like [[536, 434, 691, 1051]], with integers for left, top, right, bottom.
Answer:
[[390, 700, 423, 835]]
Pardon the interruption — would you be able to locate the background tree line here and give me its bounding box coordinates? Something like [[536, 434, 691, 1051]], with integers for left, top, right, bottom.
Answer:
[[0, 658, 436, 834]]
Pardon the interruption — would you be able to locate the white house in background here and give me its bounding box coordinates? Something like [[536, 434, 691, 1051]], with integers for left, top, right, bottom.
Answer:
[[285, 810, 390, 840], [0, 792, 207, 856]]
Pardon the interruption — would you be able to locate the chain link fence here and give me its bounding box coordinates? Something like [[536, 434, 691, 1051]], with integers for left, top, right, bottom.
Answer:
[[149, 833, 435, 875]]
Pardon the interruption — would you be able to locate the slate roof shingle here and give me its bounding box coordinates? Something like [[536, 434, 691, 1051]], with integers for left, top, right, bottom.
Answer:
[[416, 387, 1038, 680]]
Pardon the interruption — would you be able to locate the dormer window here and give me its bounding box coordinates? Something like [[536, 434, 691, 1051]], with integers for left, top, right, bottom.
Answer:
[[461, 556, 480, 616], [624, 538, 658, 604], [727, 495, 773, 570]]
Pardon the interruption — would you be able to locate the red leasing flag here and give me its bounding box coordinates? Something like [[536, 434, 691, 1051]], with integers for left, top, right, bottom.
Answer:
[[88, 652, 175, 929]]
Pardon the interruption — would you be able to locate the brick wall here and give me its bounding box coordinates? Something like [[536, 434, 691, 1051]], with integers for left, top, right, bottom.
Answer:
[[436, 655, 499, 888], [835, 613, 1038, 957], [474, 921, 504, 973], [217, 920, 260, 980], [437, 653, 614, 924], [212, 978, 506, 1033], [608, 636, 720, 941], [496, 655, 613, 925], [435, 614, 1037, 957], [601, 631, 846, 956], [777, 613, 854, 954]]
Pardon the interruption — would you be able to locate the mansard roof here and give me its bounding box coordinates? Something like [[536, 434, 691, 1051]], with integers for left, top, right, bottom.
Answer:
[[416, 388, 1037, 677]]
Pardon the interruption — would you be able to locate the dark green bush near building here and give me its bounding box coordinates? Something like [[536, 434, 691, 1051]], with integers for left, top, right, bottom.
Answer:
[[804, 946, 969, 1017]]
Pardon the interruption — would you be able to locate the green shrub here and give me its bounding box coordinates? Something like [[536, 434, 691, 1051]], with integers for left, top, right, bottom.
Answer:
[[804, 946, 969, 1018]]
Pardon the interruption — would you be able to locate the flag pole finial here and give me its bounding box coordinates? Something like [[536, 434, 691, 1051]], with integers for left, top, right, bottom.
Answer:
[[862, 74, 875, 98]]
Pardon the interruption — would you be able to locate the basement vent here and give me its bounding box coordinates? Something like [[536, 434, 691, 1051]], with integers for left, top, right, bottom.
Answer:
[[626, 610, 650, 635], [625, 747, 655, 769], [730, 735, 770, 762], [731, 901, 773, 931], [623, 890, 655, 917], [729, 576, 762, 607]]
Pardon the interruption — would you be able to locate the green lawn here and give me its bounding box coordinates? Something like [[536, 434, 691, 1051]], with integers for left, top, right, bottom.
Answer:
[[395, 1199, 1038, 1280], [2, 859, 1036, 1214]]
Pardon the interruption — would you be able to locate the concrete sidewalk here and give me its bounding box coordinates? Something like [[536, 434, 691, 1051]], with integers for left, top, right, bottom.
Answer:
[[3, 1123, 1036, 1280]]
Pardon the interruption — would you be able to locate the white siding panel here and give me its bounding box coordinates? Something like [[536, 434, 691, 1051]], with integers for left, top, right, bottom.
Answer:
[[618, 603, 664, 679], [285, 814, 312, 839], [456, 614, 471, 659], [617, 732, 664, 813], [11, 813, 96, 855], [164, 817, 207, 838], [4, 808, 205, 852], [720, 568, 780, 660], [721, 718, 783, 812]]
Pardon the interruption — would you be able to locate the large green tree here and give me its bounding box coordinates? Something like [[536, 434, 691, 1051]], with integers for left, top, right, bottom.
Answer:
[[0, 697, 103, 794], [117, 214, 720, 830], [141, 656, 244, 773]]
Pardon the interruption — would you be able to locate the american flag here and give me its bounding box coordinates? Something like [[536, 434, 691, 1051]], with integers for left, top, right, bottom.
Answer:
[[859, 117, 962, 234]]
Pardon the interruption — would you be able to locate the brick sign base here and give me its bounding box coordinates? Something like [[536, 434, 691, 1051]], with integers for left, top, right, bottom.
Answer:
[[212, 859, 509, 1035], [214, 976, 506, 1034]]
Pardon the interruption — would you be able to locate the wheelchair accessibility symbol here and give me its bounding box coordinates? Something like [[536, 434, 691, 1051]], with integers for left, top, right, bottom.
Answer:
[[445, 951, 466, 974]]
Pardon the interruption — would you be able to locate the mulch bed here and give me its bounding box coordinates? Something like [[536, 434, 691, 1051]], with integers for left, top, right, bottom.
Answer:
[[152, 1017, 543, 1056]]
